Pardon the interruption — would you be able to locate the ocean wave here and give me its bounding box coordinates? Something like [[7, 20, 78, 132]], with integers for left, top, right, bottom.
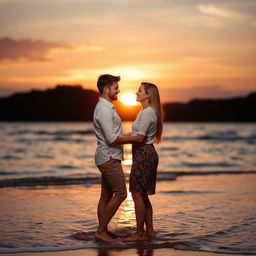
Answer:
[[15, 137, 90, 144], [0, 227, 178, 253], [173, 242, 256, 255], [6, 128, 256, 143], [163, 132, 256, 142], [0, 176, 100, 188], [158, 170, 256, 178], [0, 244, 96, 253], [35, 154, 55, 159], [1, 170, 256, 188], [0, 171, 20, 175], [159, 190, 222, 195], [0, 228, 179, 253], [0, 169, 59, 177], [51, 164, 80, 169], [180, 162, 237, 168], [159, 147, 179, 151], [8, 129, 95, 136], [173, 218, 256, 255], [0, 241, 177, 253], [0, 154, 22, 160], [1, 233, 255, 254], [0, 242, 254, 255]]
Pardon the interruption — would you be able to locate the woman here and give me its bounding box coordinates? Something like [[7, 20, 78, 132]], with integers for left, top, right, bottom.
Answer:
[[127, 82, 163, 241], [114, 82, 163, 241]]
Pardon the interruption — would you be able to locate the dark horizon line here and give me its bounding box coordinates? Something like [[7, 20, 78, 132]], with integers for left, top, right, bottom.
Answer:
[[0, 84, 255, 104], [0, 84, 255, 122]]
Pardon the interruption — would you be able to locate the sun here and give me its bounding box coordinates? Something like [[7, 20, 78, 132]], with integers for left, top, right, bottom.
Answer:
[[119, 92, 138, 106]]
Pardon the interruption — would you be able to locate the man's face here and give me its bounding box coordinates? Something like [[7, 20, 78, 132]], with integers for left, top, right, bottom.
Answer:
[[108, 82, 120, 101]]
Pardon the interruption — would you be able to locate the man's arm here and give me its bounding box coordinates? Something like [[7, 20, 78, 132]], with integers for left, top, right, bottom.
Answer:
[[111, 134, 145, 145], [96, 109, 118, 145]]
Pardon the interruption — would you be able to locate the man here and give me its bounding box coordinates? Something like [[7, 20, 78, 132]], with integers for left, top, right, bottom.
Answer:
[[93, 74, 127, 244]]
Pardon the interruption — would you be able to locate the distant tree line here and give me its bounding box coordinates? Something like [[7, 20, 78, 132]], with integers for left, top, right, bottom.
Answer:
[[0, 85, 255, 122], [164, 92, 256, 122], [0, 85, 99, 121]]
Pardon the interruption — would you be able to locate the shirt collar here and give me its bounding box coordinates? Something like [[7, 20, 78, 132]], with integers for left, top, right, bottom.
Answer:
[[99, 97, 115, 109]]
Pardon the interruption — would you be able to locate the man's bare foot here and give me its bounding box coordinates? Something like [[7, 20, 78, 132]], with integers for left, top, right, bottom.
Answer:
[[122, 233, 146, 242], [95, 232, 115, 243], [95, 232, 126, 246], [107, 230, 118, 239]]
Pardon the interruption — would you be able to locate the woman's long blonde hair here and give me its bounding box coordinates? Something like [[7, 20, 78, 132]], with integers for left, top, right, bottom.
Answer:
[[142, 82, 163, 144]]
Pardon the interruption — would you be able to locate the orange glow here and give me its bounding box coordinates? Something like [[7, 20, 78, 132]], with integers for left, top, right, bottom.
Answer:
[[1, 1, 254, 102], [119, 92, 139, 106], [114, 100, 141, 121]]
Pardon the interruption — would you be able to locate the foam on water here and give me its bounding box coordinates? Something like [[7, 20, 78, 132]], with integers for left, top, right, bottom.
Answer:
[[0, 243, 96, 253], [1, 170, 256, 187]]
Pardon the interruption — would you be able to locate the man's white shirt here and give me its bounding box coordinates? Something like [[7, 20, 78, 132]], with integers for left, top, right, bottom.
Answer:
[[93, 97, 123, 166]]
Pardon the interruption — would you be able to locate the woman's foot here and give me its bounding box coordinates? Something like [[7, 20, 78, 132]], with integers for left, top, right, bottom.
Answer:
[[146, 229, 155, 239], [122, 233, 147, 242], [146, 232, 155, 239]]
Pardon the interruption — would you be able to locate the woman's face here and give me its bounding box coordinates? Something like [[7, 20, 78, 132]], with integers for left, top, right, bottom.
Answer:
[[136, 84, 148, 102]]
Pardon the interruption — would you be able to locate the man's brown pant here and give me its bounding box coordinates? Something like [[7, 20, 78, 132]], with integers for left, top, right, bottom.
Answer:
[[98, 158, 127, 201]]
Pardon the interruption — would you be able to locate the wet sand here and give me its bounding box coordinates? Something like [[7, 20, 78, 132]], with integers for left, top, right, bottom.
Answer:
[[0, 248, 249, 256], [1, 174, 255, 255]]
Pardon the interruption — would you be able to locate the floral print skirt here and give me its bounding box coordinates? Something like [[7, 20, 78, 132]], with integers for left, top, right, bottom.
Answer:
[[129, 144, 159, 195]]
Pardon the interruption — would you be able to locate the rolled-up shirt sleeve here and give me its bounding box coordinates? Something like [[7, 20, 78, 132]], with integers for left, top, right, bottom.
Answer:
[[137, 111, 152, 136], [96, 108, 118, 145]]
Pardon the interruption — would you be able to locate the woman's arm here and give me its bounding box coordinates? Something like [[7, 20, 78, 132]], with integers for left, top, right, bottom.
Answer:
[[123, 132, 132, 136], [111, 134, 145, 145]]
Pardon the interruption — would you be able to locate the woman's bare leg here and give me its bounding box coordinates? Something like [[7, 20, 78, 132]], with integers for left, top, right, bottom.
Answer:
[[143, 193, 155, 238], [123, 191, 146, 241]]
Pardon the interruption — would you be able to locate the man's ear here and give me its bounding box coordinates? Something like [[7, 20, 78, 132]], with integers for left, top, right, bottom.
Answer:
[[104, 87, 110, 94]]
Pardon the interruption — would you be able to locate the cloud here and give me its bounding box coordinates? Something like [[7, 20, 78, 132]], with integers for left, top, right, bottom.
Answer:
[[0, 37, 72, 63], [198, 4, 247, 20], [197, 3, 256, 29]]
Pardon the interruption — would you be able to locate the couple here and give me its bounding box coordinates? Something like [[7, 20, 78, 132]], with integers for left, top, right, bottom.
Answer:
[[93, 74, 163, 244]]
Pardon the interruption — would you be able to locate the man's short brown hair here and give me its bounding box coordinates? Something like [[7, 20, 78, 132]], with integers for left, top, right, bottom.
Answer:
[[97, 74, 120, 94]]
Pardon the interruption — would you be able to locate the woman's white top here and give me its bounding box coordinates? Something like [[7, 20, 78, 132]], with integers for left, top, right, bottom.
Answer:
[[131, 106, 157, 144]]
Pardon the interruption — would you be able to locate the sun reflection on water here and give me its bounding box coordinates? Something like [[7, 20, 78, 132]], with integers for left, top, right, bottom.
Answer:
[[123, 152, 133, 175], [114, 192, 136, 228], [123, 159, 132, 166]]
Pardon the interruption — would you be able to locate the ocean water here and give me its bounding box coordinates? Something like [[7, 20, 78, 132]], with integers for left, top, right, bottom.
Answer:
[[0, 122, 256, 254]]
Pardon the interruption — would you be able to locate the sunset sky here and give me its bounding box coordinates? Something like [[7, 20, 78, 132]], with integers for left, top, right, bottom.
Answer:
[[0, 0, 255, 102]]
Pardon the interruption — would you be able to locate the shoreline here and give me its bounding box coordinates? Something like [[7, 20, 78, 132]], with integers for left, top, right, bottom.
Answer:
[[0, 248, 250, 256]]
